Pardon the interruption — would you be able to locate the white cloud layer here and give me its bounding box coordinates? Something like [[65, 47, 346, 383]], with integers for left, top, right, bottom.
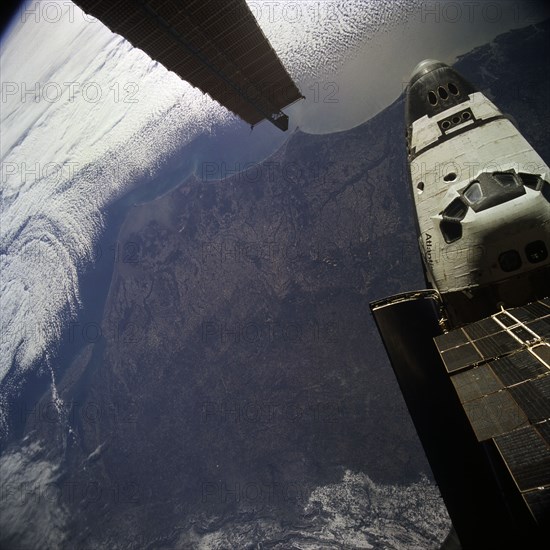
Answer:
[[0, 439, 68, 549], [176, 470, 450, 549]]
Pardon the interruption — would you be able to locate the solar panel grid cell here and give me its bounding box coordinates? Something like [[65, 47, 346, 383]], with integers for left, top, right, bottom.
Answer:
[[531, 345, 550, 366], [509, 375, 550, 423], [527, 319, 550, 339], [464, 390, 529, 441], [475, 331, 522, 360], [441, 343, 483, 372], [511, 325, 538, 342], [464, 317, 502, 339], [494, 312, 517, 328], [435, 328, 468, 352], [523, 488, 550, 524], [526, 300, 550, 318], [451, 364, 503, 403], [491, 350, 548, 386], [495, 426, 550, 491]]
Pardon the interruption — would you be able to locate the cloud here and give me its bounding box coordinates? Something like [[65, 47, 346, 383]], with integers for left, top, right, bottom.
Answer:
[[305, 469, 451, 549], [173, 470, 450, 549], [0, 0, 380, 438], [0, 439, 68, 550], [0, 2, 231, 436]]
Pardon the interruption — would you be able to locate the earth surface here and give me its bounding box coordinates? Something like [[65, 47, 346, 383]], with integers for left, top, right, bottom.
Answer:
[[1, 6, 550, 550]]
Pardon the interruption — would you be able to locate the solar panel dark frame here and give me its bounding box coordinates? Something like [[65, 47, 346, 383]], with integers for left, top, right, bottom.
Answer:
[[435, 300, 550, 525], [437, 299, 550, 377]]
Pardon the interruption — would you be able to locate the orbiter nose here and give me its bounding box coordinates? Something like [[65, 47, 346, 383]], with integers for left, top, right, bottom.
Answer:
[[409, 59, 448, 87], [406, 59, 477, 126]]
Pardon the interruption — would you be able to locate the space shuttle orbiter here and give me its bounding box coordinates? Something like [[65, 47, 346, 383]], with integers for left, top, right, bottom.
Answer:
[[371, 61, 550, 549], [407, 59, 550, 323]]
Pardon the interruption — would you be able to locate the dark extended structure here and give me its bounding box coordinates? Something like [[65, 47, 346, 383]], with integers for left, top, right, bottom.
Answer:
[[371, 60, 550, 549], [72, 0, 303, 130]]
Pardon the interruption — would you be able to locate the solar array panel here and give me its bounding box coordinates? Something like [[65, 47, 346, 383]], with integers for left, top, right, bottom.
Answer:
[[436, 300, 550, 373], [435, 298, 550, 525], [494, 426, 550, 491], [73, 0, 303, 129]]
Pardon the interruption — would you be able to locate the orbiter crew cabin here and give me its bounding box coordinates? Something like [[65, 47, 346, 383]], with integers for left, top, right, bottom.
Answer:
[[406, 60, 550, 322]]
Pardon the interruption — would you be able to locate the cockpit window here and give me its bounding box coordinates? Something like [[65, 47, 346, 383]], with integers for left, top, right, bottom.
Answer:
[[518, 173, 542, 190], [442, 197, 468, 220], [459, 172, 525, 212], [463, 181, 483, 204], [439, 197, 467, 243], [493, 172, 519, 188]]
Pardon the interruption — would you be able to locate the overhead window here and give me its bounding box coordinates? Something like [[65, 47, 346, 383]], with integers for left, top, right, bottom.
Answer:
[[448, 82, 459, 95]]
